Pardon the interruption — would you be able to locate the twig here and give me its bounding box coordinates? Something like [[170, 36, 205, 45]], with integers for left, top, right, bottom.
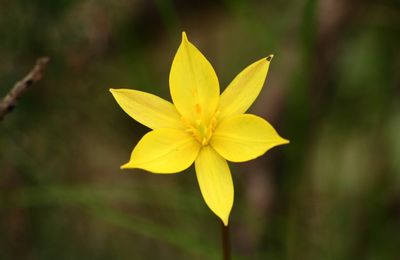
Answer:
[[0, 57, 50, 121]]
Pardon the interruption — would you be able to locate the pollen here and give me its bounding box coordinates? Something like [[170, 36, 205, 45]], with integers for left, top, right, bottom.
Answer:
[[181, 111, 219, 146], [195, 103, 202, 114]]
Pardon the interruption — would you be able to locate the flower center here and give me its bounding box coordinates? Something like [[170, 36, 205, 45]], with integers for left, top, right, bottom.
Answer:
[[182, 109, 219, 146]]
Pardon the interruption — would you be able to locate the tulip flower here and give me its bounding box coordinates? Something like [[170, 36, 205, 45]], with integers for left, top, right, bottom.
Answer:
[[110, 32, 288, 225]]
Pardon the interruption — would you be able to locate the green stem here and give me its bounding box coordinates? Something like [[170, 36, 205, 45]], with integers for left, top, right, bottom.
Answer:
[[221, 220, 231, 260]]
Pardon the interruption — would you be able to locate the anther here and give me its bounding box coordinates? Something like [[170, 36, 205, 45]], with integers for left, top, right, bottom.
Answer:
[[195, 103, 202, 114]]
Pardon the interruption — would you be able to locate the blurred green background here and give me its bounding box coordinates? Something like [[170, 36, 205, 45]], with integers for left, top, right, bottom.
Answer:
[[1, 0, 399, 259]]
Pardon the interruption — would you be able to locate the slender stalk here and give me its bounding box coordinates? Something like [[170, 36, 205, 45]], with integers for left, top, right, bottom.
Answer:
[[221, 220, 231, 260]]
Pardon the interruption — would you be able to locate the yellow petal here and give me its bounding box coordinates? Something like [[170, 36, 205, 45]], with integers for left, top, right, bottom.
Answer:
[[218, 56, 273, 119], [195, 146, 233, 226], [110, 88, 183, 130], [122, 128, 200, 173], [169, 32, 220, 125], [211, 114, 289, 162]]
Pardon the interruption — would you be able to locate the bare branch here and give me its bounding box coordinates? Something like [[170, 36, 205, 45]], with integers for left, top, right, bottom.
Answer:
[[0, 57, 51, 121]]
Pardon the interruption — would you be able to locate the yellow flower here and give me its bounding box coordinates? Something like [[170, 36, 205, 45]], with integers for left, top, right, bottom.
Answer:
[[110, 32, 289, 225]]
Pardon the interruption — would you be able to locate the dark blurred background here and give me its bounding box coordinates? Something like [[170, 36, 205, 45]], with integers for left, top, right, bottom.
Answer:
[[1, 0, 399, 259]]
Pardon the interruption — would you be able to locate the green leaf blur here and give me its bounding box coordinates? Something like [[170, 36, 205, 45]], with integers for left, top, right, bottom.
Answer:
[[1, 0, 399, 259]]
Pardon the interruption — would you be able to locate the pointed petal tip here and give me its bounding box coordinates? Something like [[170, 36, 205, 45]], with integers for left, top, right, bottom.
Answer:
[[182, 31, 188, 42], [221, 217, 230, 226], [120, 162, 132, 170], [266, 54, 274, 62], [280, 138, 290, 145], [109, 88, 122, 94]]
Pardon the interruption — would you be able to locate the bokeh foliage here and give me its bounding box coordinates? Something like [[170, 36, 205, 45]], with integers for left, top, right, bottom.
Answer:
[[1, 0, 399, 259]]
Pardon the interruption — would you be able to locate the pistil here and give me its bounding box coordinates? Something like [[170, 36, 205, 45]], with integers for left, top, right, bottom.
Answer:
[[182, 110, 219, 146]]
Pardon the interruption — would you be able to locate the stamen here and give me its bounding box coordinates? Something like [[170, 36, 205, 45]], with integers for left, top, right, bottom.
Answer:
[[181, 110, 220, 146], [195, 103, 202, 114]]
